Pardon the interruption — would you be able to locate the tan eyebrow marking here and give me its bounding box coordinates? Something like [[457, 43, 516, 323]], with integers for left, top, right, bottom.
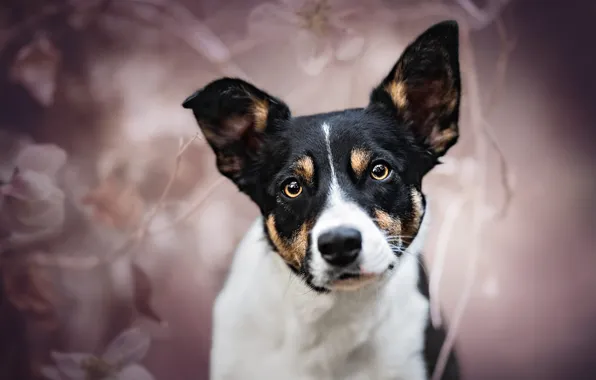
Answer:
[[350, 148, 372, 178], [292, 156, 315, 184]]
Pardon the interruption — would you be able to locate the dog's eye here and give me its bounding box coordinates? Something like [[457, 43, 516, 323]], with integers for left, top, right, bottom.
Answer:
[[370, 163, 390, 181], [282, 179, 302, 198]]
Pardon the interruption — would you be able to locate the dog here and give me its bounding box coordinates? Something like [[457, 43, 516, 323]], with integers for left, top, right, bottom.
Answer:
[[183, 20, 462, 380]]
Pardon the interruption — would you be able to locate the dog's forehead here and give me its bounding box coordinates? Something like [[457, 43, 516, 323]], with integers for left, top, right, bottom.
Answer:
[[283, 109, 381, 157], [277, 109, 407, 170]]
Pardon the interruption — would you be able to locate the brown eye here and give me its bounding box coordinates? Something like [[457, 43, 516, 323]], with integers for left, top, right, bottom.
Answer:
[[282, 180, 302, 198], [370, 163, 390, 181]]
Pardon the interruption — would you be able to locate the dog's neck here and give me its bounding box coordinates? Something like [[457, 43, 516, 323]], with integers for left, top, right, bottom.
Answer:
[[254, 207, 431, 327]]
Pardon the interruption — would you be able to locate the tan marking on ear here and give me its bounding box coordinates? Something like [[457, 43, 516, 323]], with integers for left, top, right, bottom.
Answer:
[[429, 125, 458, 155], [401, 188, 424, 247], [374, 209, 402, 237], [447, 93, 458, 113], [200, 127, 217, 141], [350, 148, 372, 178], [216, 152, 243, 174], [411, 188, 423, 223], [265, 215, 310, 269], [293, 156, 314, 184], [384, 81, 408, 110], [252, 98, 269, 132]]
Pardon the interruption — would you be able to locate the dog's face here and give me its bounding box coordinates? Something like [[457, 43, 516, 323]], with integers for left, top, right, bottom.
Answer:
[[183, 21, 461, 292]]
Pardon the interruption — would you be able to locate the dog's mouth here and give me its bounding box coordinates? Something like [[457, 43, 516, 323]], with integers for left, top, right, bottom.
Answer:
[[330, 272, 379, 291], [337, 272, 360, 281], [329, 263, 396, 292]]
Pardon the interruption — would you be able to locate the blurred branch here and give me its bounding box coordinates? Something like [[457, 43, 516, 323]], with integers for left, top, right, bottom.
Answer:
[[430, 15, 516, 380], [1, 3, 518, 378], [150, 176, 228, 235], [429, 195, 467, 329], [0, 0, 254, 82], [132, 132, 199, 243], [24, 133, 200, 269], [483, 18, 517, 218], [454, 0, 513, 30], [111, 0, 253, 80]]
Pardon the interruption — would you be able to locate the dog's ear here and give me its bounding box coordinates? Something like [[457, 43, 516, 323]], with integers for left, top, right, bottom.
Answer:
[[182, 78, 291, 189], [370, 20, 461, 158]]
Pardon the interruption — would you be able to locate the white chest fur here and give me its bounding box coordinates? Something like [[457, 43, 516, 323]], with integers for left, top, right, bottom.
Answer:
[[210, 218, 430, 380]]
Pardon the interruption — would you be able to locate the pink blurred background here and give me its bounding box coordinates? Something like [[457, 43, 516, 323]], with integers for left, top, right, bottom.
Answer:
[[0, 1, 594, 380]]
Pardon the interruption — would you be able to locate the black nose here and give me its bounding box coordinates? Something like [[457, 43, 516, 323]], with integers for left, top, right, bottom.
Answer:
[[317, 227, 362, 267]]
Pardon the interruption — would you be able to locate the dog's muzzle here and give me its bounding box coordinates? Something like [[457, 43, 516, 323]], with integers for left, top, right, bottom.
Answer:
[[316, 226, 381, 290], [317, 226, 362, 268]]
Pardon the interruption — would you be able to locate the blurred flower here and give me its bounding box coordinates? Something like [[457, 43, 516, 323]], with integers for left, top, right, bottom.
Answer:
[[453, 0, 513, 30], [2, 259, 58, 329], [14, 143, 68, 177], [248, 0, 367, 76], [111, 0, 232, 64], [0, 143, 68, 252], [81, 169, 145, 231], [41, 327, 154, 380], [10, 33, 61, 107]]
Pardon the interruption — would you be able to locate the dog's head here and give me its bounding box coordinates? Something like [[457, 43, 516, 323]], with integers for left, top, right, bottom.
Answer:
[[183, 21, 461, 292]]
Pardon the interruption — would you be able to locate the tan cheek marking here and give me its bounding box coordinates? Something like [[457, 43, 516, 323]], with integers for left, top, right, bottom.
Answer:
[[384, 81, 408, 110], [293, 156, 314, 184], [265, 215, 310, 269], [252, 98, 269, 132], [411, 189, 423, 224], [350, 148, 372, 178], [374, 209, 402, 237], [401, 188, 424, 247]]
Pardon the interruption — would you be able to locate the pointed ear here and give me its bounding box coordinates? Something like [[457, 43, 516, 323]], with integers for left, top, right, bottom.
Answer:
[[370, 20, 461, 157], [182, 78, 291, 189]]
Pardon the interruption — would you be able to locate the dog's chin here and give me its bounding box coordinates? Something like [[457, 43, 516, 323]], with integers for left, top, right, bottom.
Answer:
[[308, 244, 399, 292], [329, 273, 382, 292], [319, 263, 395, 292]]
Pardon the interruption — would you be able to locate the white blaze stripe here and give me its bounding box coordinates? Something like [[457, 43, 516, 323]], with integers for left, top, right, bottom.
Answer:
[[309, 122, 399, 287], [322, 123, 342, 204]]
